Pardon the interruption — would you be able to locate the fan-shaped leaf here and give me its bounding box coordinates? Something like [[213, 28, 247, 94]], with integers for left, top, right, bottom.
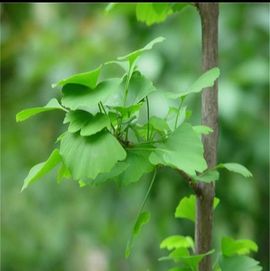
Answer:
[[217, 163, 253, 178], [149, 123, 207, 176], [160, 235, 194, 251], [175, 195, 220, 222], [219, 255, 262, 271], [60, 130, 126, 180], [118, 36, 165, 66], [21, 149, 62, 191], [193, 170, 220, 183], [221, 237, 258, 257], [16, 98, 66, 122], [52, 65, 101, 89], [64, 110, 110, 136]]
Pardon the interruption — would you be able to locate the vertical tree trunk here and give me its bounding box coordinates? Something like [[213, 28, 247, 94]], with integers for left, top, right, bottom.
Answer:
[[195, 3, 219, 271]]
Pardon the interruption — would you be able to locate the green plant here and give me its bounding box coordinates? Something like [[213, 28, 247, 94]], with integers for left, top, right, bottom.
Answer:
[[16, 3, 263, 270]]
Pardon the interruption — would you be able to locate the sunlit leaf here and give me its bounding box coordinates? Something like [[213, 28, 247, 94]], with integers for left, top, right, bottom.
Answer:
[[217, 163, 253, 178], [160, 235, 194, 251], [57, 162, 72, 184], [125, 211, 151, 258], [192, 125, 213, 135], [60, 130, 126, 180], [221, 237, 258, 257], [118, 36, 165, 66], [21, 149, 62, 191], [16, 98, 66, 122], [52, 66, 101, 89], [219, 255, 262, 271], [175, 195, 220, 222], [64, 110, 110, 136], [136, 3, 173, 26], [149, 123, 207, 176], [61, 79, 121, 112]]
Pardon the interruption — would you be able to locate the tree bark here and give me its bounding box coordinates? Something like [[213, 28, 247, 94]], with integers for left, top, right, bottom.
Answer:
[[195, 3, 219, 271]]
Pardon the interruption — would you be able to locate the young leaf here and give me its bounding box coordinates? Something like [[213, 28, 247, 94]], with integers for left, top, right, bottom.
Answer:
[[61, 79, 121, 112], [117, 149, 154, 185], [221, 237, 258, 257], [166, 67, 220, 99], [217, 163, 253, 178], [16, 98, 66, 122], [125, 211, 151, 258], [149, 123, 207, 176], [57, 162, 71, 184], [64, 110, 110, 136], [149, 116, 169, 132], [192, 125, 213, 135], [118, 36, 165, 66], [21, 149, 62, 191], [219, 255, 262, 271], [52, 65, 101, 89], [192, 170, 220, 183], [166, 106, 188, 131], [136, 3, 173, 26], [124, 71, 157, 106], [160, 235, 194, 251], [175, 195, 220, 222], [60, 130, 126, 180]]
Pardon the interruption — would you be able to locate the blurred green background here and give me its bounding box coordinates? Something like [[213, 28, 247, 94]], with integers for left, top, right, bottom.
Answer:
[[1, 3, 269, 271]]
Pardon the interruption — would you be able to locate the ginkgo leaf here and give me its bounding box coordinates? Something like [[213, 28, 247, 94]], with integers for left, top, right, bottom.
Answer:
[[149, 116, 169, 132], [118, 36, 165, 66], [16, 98, 66, 122], [52, 65, 101, 89], [166, 106, 188, 131], [149, 123, 207, 176], [219, 255, 262, 271], [175, 195, 220, 222], [61, 78, 121, 112], [125, 71, 157, 106], [60, 130, 126, 180], [64, 110, 110, 136], [166, 67, 220, 99], [21, 149, 62, 191], [160, 235, 194, 251], [125, 211, 151, 258], [136, 3, 173, 26], [217, 163, 253, 178], [117, 148, 154, 185], [221, 237, 258, 257], [192, 170, 220, 183], [192, 125, 213, 135]]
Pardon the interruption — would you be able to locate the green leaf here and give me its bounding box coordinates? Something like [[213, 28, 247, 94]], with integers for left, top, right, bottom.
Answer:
[[149, 116, 169, 132], [57, 162, 71, 183], [61, 78, 121, 112], [221, 237, 258, 257], [166, 106, 188, 131], [52, 65, 101, 89], [118, 36, 165, 66], [160, 235, 194, 251], [171, 3, 189, 12], [21, 149, 62, 191], [167, 67, 220, 99], [219, 255, 262, 271], [192, 170, 220, 183], [82, 162, 128, 186], [117, 149, 154, 185], [125, 211, 151, 258], [16, 98, 66, 122], [64, 110, 110, 136], [175, 195, 220, 222], [125, 71, 157, 106], [192, 125, 213, 135], [217, 163, 253, 178], [149, 123, 207, 176], [136, 3, 173, 26], [60, 130, 126, 180]]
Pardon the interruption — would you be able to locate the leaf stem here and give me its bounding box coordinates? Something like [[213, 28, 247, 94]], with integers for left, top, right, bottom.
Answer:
[[146, 96, 150, 141], [99, 101, 116, 134], [174, 97, 184, 130]]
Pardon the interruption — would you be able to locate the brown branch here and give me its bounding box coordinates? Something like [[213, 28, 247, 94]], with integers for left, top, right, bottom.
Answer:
[[177, 169, 202, 196]]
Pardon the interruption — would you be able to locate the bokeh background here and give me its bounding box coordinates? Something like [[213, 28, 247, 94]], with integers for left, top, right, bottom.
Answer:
[[1, 3, 269, 271]]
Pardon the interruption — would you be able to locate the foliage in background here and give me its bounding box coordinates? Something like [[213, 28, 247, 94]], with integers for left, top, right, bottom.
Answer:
[[1, 3, 269, 271]]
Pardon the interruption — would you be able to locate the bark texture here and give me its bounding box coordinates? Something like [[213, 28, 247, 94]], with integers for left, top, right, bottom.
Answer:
[[195, 3, 219, 271]]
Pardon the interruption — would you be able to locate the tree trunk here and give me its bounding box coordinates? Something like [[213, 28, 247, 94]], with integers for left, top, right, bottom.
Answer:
[[195, 3, 219, 271]]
